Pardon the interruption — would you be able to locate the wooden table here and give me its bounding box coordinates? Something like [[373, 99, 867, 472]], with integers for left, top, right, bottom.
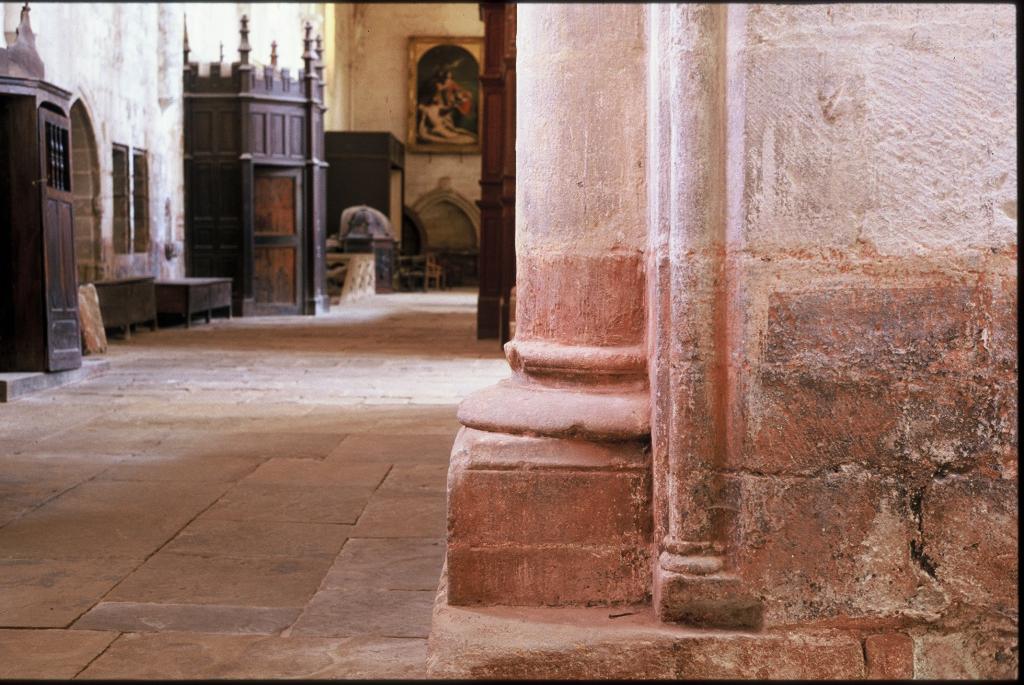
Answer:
[[93, 277, 157, 339], [155, 278, 233, 328]]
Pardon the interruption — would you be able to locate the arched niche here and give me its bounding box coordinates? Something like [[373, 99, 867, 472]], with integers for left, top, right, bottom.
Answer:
[[401, 205, 428, 257], [411, 178, 480, 285], [70, 99, 102, 283]]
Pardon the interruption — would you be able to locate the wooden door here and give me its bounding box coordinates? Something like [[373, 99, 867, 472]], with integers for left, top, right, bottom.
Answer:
[[38, 106, 81, 371], [252, 167, 302, 314]]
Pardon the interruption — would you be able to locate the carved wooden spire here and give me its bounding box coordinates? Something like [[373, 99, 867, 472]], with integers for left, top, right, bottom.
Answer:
[[183, 13, 190, 63], [314, 34, 324, 82], [270, 40, 278, 68], [302, 22, 314, 75], [238, 14, 251, 65]]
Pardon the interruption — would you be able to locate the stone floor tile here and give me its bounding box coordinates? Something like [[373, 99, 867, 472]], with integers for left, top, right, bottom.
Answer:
[[289, 588, 435, 638], [158, 431, 347, 461], [0, 454, 118, 487], [106, 552, 332, 608], [0, 481, 73, 527], [0, 405, 114, 445], [201, 482, 373, 524], [0, 292, 506, 676], [376, 464, 449, 495], [32, 424, 172, 458], [322, 538, 444, 591], [73, 602, 301, 635], [0, 481, 229, 559], [293, 404, 462, 436], [0, 557, 140, 627], [96, 454, 260, 483], [328, 433, 457, 465], [0, 628, 118, 679], [162, 519, 351, 559], [77, 632, 427, 679], [243, 458, 390, 489], [352, 492, 447, 538]]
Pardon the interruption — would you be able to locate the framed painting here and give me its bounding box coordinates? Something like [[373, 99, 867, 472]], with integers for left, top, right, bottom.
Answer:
[[407, 36, 483, 154]]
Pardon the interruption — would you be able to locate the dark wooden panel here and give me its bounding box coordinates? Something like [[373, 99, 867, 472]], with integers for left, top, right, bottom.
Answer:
[[39, 107, 81, 371], [253, 246, 295, 304], [477, 2, 517, 342], [254, 176, 296, 235], [219, 165, 240, 219], [217, 110, 238, 153], [193, 110, 213, 152], [270, 114, 285, 155], [289, 115, 304, 157], [251, 112, 266, 154]]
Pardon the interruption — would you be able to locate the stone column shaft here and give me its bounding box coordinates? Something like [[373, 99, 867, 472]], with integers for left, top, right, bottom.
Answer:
[[445, 3, 652, 607], [647, 3, 760, 628]]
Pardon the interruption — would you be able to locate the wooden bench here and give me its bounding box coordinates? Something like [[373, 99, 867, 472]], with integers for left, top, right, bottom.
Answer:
[[93, 276, 157, 339], [155, 278, 233, 328]]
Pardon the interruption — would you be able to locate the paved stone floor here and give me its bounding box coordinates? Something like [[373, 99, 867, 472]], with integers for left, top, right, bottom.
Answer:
[[0, 290, 508, 679]]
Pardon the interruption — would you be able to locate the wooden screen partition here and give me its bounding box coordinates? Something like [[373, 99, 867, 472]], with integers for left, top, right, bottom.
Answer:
[[477, 3, 516, 342], [183, 16, 328, 316], [0, 5, 82, 373]]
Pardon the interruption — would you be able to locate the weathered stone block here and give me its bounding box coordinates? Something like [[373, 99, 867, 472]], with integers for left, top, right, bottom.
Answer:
[[726, 471, 921, 626], [746, 372, 904, 476], [446, 545, 650, 607], [913, 630, 1018, 679], [449, 468, 650, 546], [746, 372, 1012, 478], [988, 277, 1018, 372], [864, 632, 913, 679], [77, 284, 107, 355], [429, 579, 867, 679], [445, 426, 652, 607], [921, 475, 1018, 615], [762, 286, 985, 373]]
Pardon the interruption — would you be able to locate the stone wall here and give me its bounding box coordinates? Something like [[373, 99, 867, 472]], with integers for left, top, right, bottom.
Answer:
[[9, 2, 322, 282], [329, 3, 484, 224], [650, 3, 1017, 677]]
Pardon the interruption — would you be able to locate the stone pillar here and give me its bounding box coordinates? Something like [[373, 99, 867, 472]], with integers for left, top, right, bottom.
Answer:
[[646, 4, 760, 628], [445, 3, 652, 606]]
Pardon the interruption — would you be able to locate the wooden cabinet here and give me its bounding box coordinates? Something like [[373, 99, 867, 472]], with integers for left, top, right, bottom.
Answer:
[[93, 277, 157, 338], [184, 17, 327, 316], [155, 277, 233, 327], [0, 7, 82, 372], [324, 131, 404, 245]]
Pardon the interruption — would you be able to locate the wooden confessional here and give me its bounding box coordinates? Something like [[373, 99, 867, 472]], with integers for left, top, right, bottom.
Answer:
[[0, 5, 81, 372], [477, 2, 517, 342], [183, 16, 328, 316]]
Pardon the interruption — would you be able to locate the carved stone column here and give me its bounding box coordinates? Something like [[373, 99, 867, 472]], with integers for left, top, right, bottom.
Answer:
[[647, 3, 760, 627], [445, 3, 652, 606]]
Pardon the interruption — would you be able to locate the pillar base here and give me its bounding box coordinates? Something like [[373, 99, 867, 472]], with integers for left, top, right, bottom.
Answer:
[[653, 561, 763, 629], [446, 425, 651, 606], [426, 569, 867, 679]]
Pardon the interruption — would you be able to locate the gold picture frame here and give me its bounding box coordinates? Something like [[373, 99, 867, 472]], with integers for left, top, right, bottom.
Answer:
[[407, 36, 483, 154]]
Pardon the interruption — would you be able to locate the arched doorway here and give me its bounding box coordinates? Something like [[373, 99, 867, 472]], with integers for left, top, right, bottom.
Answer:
[[412, 178, 480, 286], [70, 99, 102, 284]]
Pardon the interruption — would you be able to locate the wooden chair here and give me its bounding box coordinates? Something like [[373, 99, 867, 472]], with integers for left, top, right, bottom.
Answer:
[[425, 254, 446, 291]]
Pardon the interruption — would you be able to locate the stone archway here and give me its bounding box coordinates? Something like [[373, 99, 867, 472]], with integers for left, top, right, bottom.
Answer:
[[70, 99, 103, 284], [411, 177, 480, 285]]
